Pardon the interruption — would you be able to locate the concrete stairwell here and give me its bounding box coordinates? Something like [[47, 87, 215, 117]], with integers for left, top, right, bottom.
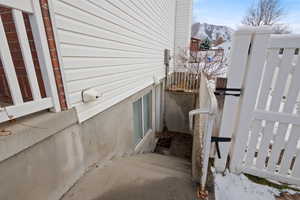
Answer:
[[61, 153, 197, 200]]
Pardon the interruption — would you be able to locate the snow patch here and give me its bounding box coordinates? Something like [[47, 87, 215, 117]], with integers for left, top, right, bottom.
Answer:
[[214, 169, 296, 200], [191, 23, 234, 42]]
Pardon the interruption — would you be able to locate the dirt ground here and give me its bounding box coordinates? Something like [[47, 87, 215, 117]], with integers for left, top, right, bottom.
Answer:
[[276, 192, 300, 200]]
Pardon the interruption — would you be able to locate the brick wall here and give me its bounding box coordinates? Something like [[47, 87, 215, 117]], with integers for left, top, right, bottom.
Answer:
[[190, 38, 201, 52], [40, 0, 67, 110], [0, 1, 67, 110]]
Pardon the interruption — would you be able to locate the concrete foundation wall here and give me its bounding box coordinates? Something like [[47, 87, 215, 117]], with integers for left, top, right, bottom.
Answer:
[[0, 124, 84, 200], [165, 92, 196, 134], [0, 85, 159, 200]]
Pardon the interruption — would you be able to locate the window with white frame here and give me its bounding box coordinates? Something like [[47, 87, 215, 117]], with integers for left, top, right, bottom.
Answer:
[[133, 91, 152, 145]]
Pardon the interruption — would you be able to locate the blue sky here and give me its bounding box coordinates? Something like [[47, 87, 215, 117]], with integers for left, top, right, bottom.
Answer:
[[193, 0, 300, 33]]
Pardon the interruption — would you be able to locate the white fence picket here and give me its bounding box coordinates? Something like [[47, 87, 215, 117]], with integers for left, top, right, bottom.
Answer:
[[255, 49, 295, 169], [292, 151, 300, 177], [224, 27, 300, 186], [0, 0, 61, 123], [267, 123, 290, 171], [12, 9, 41, 100], [244, 120, 262, 166], [279, 125, 300, 175], [29, 0, 61, 112], [269, 49, 295, 111], [244, 49, 281, 168], [214, 28, 253, 172], [0, 15, 23, 105], [0, 0, 33, 13], [267, 57, 300, 172], [230, 28, 272, 173], [256, 49, 280, 110], [255, 121, 275, 168]]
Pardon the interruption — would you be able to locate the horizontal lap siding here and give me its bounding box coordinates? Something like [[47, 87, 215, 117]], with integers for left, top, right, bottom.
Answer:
[[51, 0, 176, 122], [174, 0, 193, 71], [175, 0, 192, 48]]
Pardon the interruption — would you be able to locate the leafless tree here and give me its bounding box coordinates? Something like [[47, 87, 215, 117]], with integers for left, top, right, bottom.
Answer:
[[194, 50, 228, 78], [242, 0, 284, 26], [175, 47, 228, 78]]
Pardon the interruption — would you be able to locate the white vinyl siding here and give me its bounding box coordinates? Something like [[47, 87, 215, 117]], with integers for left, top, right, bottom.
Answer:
[[174, 0, 193, 71], [50, 0, 191, 122], [175, 0, 193, 49]]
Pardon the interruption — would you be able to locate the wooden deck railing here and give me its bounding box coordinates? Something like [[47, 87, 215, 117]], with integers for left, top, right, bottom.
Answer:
[[166, 72, 201, 93]]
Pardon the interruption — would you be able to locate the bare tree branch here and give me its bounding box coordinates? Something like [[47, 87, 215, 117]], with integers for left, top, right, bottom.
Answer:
[[242, 0, 285, 26], [175, 47, 228, 79]]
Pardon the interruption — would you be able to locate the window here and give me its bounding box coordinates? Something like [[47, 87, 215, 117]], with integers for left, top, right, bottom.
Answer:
[[133, 91, 152, 145], [133, 98, 143, 145]]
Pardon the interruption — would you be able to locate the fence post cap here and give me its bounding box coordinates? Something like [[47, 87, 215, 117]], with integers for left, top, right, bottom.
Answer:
[[235, 26, 273, 35]]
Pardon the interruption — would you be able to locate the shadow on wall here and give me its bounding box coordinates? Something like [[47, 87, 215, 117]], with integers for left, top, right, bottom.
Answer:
[[165, 92, 197, 134]]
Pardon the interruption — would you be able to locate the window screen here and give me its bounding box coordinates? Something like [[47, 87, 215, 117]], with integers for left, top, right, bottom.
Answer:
[[133, 91, 152, 145], [143, 91, 152, 134]]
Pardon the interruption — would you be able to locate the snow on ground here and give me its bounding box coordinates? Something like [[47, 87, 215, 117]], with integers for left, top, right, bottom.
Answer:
[[214, 169, 296, 200]]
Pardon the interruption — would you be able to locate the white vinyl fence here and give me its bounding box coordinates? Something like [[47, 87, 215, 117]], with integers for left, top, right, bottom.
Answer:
[[0, 0, 60, 123], [215, 27, 300, 186]]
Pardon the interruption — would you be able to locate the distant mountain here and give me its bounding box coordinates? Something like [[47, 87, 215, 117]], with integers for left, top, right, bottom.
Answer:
[[191, 23, 234, 43]]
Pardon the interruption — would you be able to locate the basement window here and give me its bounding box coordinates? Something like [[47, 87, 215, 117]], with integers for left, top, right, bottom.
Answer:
[[133, 91, 152, 145]]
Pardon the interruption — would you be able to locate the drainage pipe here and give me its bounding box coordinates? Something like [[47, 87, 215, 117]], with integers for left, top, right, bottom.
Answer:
[[189, 108, 211, 132]]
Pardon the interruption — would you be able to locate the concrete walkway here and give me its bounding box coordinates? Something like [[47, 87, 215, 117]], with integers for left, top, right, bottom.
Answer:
[[61, 153, 197, 200]]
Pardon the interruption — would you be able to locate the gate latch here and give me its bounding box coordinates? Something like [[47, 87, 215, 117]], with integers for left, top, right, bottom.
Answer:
[[214, 88, 242, 97], [211, 137, 232, 159]]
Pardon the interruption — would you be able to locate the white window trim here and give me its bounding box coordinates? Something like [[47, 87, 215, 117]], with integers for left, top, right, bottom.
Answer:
[[133, 91, 152, 146], [141, 97, 145, 137], [134, 128, 153, 152]]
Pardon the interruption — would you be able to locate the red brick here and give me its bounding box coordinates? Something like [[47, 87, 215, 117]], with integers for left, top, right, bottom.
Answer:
[[48, 39, 56, 49], [0, 13, 13, 22], [40, 0, 67, 110], [0, 2, 67, 109]]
